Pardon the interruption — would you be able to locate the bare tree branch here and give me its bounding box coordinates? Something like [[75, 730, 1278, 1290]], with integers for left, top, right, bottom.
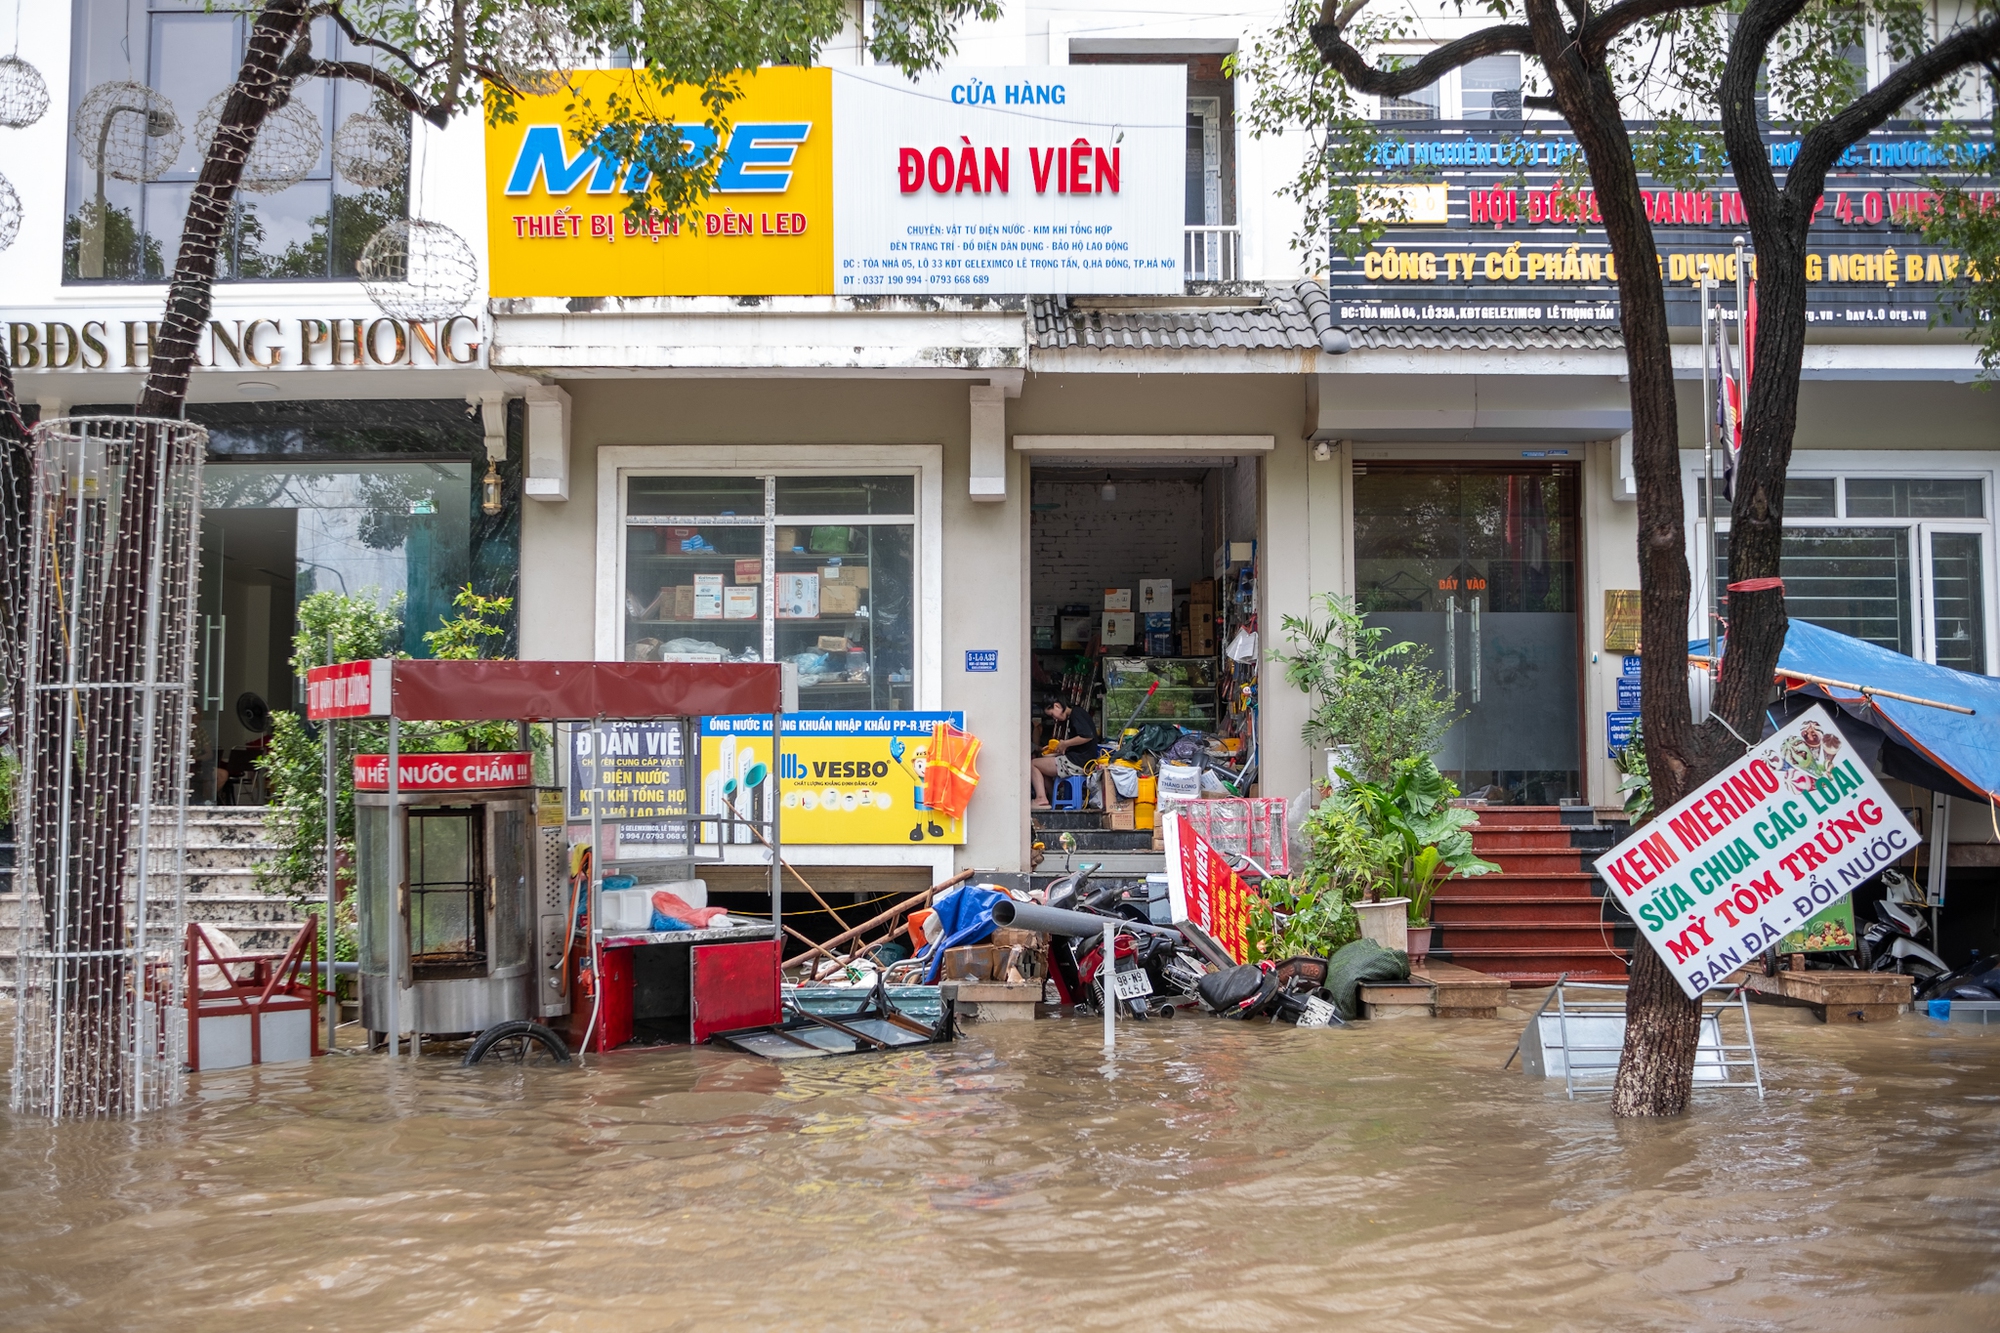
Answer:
[[1578, 0, 1729, 62], [306, 58, 458, 126], [1308, 22, 1536, 97], [312, 3, 436, 78], [1793, 16, 2000, 191]]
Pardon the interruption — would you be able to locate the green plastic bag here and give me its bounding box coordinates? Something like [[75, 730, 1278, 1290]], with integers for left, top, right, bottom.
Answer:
[[1325, 938, 1411, 1020]]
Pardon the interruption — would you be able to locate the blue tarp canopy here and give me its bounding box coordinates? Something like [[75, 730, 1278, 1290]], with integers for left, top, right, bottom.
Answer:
[[1700, 619, 2000, 804]]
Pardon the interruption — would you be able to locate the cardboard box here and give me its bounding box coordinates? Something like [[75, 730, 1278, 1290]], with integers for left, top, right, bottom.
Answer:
[[942, 945, 1012, 983], [1102, 611, 1136, 645], [692, 574, 724, 619], [723, 585, 758, 619], [1103, 587, 1132, 611], [1059, 615, 1092, 649], [1191, 578, 1216, 609], [1103, 770, 1137, 830], [821, 583, 861, 616], [1143, 611, 1172, 632], [817, 635, 851, 652], [673, 585, 695, 621], [1139, 579, 1174, 613], [1189, 619, 1216, 657], [821, 564, 869, 589], [734, 558, 762, 585], [777, 527, 801, 553], [776, 572, 820, 618]]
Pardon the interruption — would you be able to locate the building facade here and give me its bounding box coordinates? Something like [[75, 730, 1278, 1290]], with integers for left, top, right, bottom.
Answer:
[[9, 2, 1999, 900]]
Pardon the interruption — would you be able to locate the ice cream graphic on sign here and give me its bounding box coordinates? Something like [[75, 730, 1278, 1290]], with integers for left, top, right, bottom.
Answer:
[[1593, 704, 1920, 999]]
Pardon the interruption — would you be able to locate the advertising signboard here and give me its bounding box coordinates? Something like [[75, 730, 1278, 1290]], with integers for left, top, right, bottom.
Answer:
[[353, 752, 532, 791], [486, 68, 834, 297], [1164, 813, 1253, 964], [700, 711, 966, 845], [830, 66, 1184, 294], [1593, 705, 1919, 998], [305, 659, 392, 719], [1326, 125, 1994, 327], [483, 66, 1184, 297], [569, 721, 690, 845]]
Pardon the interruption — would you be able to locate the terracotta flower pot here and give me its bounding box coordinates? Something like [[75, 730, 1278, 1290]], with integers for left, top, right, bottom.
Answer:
[[1405, 925, 1434, 961], [1355, 898, 1412, 956]]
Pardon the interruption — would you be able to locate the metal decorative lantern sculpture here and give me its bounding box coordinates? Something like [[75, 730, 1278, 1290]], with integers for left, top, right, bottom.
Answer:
[[332, 109, 408, 189], [11, 417, 206, 1120], [73, 80, 181, 181], [0, 171, 19, 252], [0, 54, 50, 128], [193, 92, 322, 194], [357, 218, 479, 321], [496, 4, 582, 97]]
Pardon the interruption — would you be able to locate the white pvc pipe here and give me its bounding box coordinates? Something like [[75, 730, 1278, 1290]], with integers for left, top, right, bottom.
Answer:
[[1103, 922, 1115, 1050], [386, 716, 400, 1057]]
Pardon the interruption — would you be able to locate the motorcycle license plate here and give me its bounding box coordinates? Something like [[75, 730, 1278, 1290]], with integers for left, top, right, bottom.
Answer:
[[1297, 996, 1337, 1028], [1111, 968, 1153, 1000]]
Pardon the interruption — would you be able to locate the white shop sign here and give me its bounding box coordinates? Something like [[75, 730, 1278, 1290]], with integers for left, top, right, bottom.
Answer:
[[1593, 704, 1920, 999], [831, 66, 1184, 295]]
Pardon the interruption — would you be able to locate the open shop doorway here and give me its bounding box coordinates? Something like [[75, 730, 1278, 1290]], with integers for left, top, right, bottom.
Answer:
[[1027, 456, 1262, 871]]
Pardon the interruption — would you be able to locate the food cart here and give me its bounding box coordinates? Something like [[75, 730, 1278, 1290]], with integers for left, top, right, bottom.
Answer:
[[305, 658, 790, 1063]]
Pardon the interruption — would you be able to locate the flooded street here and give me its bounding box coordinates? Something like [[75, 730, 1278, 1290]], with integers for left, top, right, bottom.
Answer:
[[3, 1003, 1998, 1331]]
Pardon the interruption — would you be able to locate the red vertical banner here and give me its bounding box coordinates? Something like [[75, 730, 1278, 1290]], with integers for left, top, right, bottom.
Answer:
[[1164, 813, 1252, 963]]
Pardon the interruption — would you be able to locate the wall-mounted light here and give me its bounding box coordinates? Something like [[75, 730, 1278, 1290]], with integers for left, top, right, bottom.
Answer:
[[1098, 480, 1116, 503], [482, 459, 504, 515]]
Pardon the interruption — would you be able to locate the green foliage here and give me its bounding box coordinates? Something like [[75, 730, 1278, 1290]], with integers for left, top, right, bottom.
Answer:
[[255, 589, 522, 902], [1304, 756, 1498, 925], [424, 585, 514, 660], [1272, 593, 1458, 784], [0, 745, 17, 825], [1613, 717, 1654, 823], [1248, 874, 1359, 964]]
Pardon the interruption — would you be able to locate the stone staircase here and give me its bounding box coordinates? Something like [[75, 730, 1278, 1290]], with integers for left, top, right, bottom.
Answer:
[[1429, 806, 1634, 986], [1030, 808, 1164, 875], [0, 808, 312, 991]]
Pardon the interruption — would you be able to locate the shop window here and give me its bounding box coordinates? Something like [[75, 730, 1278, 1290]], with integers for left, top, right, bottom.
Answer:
[[1459, 56, 1522, 120], [624, 474, 918, 710], [64, 0, 409, 282], [1379, 80, 1441, 121], [1073, 51, 1235, 228], [1705, 472, 1992, 672]]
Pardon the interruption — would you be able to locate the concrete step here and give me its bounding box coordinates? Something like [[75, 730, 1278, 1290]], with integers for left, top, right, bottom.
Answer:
[[1031, 810, 1108, 832], [1472, 828, 1580, 852], [1430, 945, 1630, 985], [1435, 920, 1622, 950], [1481, 850, 1590, 875], [1431, 896, 1610, 925], [1436, 871, 1604, 898]]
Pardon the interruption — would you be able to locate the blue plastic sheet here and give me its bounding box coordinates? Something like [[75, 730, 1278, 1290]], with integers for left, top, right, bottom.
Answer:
[[916, 883, 1007, 983]]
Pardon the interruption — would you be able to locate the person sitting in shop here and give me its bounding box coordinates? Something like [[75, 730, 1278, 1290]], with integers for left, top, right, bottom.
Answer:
[[1031, 698, 1099, 808]]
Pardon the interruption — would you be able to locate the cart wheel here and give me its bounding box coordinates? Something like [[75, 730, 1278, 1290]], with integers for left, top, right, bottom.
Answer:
[[462, 1020, 573, 1067]]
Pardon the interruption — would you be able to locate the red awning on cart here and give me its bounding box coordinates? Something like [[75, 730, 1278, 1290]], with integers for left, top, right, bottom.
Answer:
[[307, 658, 783, 722]]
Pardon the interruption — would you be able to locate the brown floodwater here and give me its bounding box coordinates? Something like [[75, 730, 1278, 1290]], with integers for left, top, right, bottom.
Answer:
[[2, 1000, 1998, 1331]]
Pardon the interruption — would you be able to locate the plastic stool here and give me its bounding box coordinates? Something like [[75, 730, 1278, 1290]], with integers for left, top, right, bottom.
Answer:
[[1051, 775, 1086, 810]]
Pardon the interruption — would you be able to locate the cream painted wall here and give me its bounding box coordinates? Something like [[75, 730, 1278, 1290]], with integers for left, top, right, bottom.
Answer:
[[1583, 439, 1643, 808]]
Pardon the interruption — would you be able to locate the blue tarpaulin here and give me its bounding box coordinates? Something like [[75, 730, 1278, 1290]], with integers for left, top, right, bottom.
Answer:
[[1699, 619, 2000, 804], [915, 883, 1007, 983]]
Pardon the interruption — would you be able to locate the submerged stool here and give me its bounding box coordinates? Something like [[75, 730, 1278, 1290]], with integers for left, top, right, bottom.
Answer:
[[1051, 775, 1086, 810]]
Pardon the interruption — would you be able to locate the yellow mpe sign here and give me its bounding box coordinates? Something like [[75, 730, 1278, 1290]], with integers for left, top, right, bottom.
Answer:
[[486, 68, 833, 297], [700, 712, 965, 846]]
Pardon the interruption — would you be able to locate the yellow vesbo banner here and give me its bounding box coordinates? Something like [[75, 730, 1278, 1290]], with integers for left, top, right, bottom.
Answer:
[[486, 68, 833, 297], [700, 713, 966, 846]]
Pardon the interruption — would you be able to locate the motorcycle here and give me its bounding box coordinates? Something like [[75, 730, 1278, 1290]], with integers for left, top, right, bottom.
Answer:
[[1859, 871, 1950, 981]]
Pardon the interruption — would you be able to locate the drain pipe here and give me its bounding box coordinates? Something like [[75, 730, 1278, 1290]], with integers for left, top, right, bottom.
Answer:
[[1103, 921, 1115, 1051]]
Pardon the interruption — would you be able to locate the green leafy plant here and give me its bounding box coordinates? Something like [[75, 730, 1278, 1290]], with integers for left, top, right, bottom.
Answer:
[[256, 588, 524, 903], [1271, 593, 1458, 784], [1311, 757, 1499, 926], [0, 746, 17, 825], [1613, 718, 1654, 824], [1248, 874, 1359, 964]]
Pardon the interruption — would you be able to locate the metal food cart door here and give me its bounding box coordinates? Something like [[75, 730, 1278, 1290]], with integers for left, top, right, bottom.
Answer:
[[690, 941, 782, 1042], [531, 819, 571, 1019]]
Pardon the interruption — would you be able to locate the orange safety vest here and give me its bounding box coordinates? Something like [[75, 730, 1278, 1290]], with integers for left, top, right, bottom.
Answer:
[[923, 722, 981, 818]]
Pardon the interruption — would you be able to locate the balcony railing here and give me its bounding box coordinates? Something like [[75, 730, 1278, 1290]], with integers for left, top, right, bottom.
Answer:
[[1184, 226, 1242, 283]]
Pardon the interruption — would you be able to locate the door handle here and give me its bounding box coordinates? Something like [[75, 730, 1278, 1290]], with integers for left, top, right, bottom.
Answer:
[[1446, 594, 1458, 697], [1470, 596, 1482, 704]]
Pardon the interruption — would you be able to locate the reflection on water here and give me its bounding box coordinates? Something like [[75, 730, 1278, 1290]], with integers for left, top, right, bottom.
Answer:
[[4, 1003, 1999, 1330]]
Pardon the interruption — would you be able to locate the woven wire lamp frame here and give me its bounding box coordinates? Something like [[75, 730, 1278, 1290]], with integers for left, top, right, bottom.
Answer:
[[332, 109, 408, 189], [11, 415, 207, 1121], [0, 54, 50, 128], [73, 80, 182, 182], [0, 170, 19, 251], [357, 218, 479, 321], [193, 92, 323, 194]]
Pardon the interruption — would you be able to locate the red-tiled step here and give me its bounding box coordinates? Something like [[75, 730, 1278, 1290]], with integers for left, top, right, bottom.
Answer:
[[1431, 806, 1632, 986]]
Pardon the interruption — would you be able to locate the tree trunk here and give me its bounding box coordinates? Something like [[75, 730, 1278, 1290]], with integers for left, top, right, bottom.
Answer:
[[135, 0, 309, 419], [1524, 0, 1707, 1115]]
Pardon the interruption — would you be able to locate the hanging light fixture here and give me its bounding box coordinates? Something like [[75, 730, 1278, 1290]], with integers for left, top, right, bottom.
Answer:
[[1098, 475, 1117, 503], [482, 459, 505, 515]]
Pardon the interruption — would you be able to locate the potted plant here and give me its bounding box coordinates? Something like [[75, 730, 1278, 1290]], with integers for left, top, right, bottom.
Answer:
[[1318, 757, 1499, 959]]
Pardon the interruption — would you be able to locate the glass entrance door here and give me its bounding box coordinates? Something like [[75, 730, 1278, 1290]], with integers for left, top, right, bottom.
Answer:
[[1354, 464, 1582, 804], [194, 518, 226, 804]]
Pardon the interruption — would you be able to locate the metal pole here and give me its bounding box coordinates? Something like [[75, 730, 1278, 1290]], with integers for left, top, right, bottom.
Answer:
[[1701, 276, 1718, 656], [324, 631, 337, 1052], [385, 715, 400, 1056], [582, 713, 605, 1058], [1103, 921, 1115, 1050], [770, 702, 783, 946]]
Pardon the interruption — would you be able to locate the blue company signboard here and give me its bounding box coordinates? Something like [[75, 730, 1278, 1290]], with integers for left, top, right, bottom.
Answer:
[[1617, 677, 1643, 710], [1329, 126, 1993, 327], [1608, 710, 1640, 757], [964, 649, 999, 673]]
